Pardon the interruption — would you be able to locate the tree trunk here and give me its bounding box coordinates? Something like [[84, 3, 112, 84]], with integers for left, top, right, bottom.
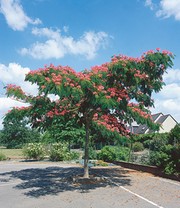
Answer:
[[68, 139, 71, 152], [83, 122, 90, 178], [128, 140, 133, 162]]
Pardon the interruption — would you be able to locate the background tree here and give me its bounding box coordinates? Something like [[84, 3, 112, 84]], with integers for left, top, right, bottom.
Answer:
[[1, 108, 40, 148], [0, 130, 3, 145], [168, 124, 180, 145], [42, 118, 86, 150], [5, 49, 174, 177]]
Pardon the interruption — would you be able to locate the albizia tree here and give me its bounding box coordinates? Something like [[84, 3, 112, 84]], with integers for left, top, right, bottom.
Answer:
[[6, 49, 174, 178]]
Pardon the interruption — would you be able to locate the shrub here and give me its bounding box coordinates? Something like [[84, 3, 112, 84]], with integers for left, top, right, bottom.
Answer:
[[88, 146, 97, 160], [133, 142, 144, 152], [0, 152, 7, 161], [134, 133, 169, 149], [149, 151, 169, 167], [49, 143, 70, 161], [164, 161, 177, 175], [168, 124, 180, 145], [69, 151, 81, 160], [115, 146, 129, 161], [23, 143, 45, 160], [98, 146, 130, 162], [97, 146, 117, 162], [133, 131, 180, 176], [151, 134, 169, 151], [162, 145, 179, 175], [149, 141, 179, 175], [143, 139, 151, 148]]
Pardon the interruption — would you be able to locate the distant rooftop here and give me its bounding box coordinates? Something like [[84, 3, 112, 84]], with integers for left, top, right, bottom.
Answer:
[[131, 113, 178, 134]]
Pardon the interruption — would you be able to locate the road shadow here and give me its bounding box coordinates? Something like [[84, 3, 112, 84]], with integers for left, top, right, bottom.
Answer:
[[0, 165, 131, 198]]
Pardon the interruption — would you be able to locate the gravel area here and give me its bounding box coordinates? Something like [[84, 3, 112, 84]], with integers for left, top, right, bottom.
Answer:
[[0, 160, 179, 208]]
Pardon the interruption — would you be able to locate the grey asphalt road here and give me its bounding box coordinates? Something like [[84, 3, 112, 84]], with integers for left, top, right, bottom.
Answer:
[[0, 160, 179, 208]]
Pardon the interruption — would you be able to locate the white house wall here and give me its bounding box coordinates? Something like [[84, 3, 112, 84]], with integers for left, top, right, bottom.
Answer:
[[159, 116, 177, 133]]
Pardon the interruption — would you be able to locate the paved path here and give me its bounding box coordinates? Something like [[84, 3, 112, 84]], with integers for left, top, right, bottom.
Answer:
[[0, 160, 179, 208]]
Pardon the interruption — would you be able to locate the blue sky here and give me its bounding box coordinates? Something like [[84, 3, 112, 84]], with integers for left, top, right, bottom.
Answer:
[[0, 0, 180, 128]]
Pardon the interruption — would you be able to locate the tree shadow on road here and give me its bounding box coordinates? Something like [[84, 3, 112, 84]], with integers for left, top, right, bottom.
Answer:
[[0, 165, 132, 198]]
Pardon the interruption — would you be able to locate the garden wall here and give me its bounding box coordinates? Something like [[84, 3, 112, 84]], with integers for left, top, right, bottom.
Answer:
[[113, 161, 180, 182]]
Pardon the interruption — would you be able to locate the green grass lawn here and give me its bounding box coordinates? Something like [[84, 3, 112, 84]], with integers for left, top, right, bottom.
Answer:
[[0, 147, 23, 159]]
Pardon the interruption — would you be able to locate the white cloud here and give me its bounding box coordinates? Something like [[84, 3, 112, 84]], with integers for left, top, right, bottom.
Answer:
[[145, 0, 155, 10], [151, 68, 180, 122], [164, 68, 180, 83], [0, 63, 38, 129], [20, 27, 109, 60], [145, 0, 180, 21], [0, 63, 38, 95], [0, 0, 41, 31], [156, 0, 180, 20], [151, 98, 180, 122], [63, 26, 69, 33], [20, 39, 65, 59], [160, 83, 180, 98]]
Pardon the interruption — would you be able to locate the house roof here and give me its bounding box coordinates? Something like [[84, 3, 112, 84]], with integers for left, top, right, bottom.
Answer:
[[156, 114, 169, 124], [132, 113, 178, 134], [133, 124, 148, 134], [151, 113, 163, 122]]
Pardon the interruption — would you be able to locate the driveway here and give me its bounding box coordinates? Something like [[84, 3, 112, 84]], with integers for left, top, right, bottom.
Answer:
[[0, 160, 179, 208]]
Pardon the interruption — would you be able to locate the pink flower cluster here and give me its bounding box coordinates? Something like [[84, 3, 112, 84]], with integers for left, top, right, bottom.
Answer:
[[45, 98, 74, 118], [77, 72, 91, 81], [93, 113, 130, 136], [46, 109, 67, 118], [51, 73, 62, 85], [134, 70, 149, 79], [7, 106, 31, 114], [28, 65, 76, 79], [7, 84, 25, 95], [107, 87, 129, 100], [91, 64, 108, 74], [111, 54, 144, 64], [128, 103, 151, 119], [110, 49, 173, 68], [143, 48, 173, 56], [77, 64, 108, 82]]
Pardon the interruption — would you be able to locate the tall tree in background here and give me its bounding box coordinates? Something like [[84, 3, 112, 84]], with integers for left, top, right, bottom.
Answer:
[[5, 49, 174, 178], [1, 109, 40, 148]]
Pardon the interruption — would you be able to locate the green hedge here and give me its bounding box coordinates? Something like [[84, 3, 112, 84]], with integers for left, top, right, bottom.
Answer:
[[97, 146, 129, 162], [132, 125, 180, 175]]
